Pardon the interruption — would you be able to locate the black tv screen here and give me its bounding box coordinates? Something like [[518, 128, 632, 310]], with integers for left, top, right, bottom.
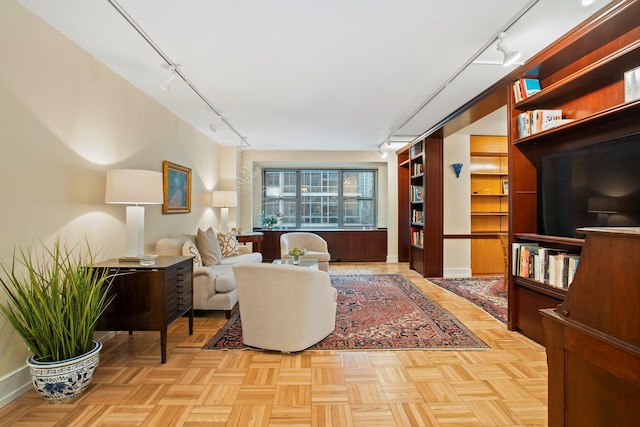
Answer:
[[537, 135, 640, 238]]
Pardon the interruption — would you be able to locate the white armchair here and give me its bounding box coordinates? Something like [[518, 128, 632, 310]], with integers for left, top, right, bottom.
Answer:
[[280, 232, 331, 271], [232, 263, 337, 352]]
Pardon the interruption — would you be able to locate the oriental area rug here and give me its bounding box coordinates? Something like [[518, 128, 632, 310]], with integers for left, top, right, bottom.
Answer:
[[203, 274, 489, 351], [427, 276, 507, 324]]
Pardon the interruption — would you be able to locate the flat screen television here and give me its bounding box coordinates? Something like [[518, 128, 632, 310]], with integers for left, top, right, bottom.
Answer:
[[537, 134, 640, 238]]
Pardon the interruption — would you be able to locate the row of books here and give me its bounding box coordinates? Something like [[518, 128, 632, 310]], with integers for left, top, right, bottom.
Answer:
[[412, 162, 423, 176], [512, 243, 579, 289], [516, 109, 574, 138], [410, 227, 423, 248], [512, 77, 541, 103], [410, 185, 424, 202], [411, 209, 423, 224]]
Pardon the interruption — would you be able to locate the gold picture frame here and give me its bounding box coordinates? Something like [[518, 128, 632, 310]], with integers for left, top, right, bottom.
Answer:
[[162, 161, 191, 214]]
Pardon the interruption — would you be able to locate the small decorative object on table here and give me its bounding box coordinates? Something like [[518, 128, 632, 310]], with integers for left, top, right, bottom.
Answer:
[[262, 212, 283, 230], [288, 247, 305, 265]]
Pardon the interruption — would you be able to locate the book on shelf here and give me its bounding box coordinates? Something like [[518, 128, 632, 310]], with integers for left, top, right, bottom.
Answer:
[[512, 243, 579, 289], [512, 77, 541, 102], [411, 209, 423, 224], [410, 185, 424, 202], [517, 109, 564, 137], [412, 162, 423, 176], [410, 144, 423, 158], [624, 65, 640, 102], [410, 227, 423, 247]]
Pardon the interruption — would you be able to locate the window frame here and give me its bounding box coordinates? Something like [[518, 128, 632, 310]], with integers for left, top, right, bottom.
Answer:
[[262, 168, 377, 229]]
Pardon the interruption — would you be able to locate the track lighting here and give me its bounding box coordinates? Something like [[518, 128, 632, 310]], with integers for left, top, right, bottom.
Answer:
[[158, 64, 179, 91], [581, 0, 595, 5], [378, 148, 388, 158], [497, 32, 521, 67], [209, 115, 223, 132]]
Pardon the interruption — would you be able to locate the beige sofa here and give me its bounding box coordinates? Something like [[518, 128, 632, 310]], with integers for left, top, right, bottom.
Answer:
[[232, 263, 337, 352], [155, 233, 262, 317]]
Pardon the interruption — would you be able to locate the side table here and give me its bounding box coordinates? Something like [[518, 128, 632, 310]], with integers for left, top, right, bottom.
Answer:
[[237, 231, 264, 253], [93, 256, 193, 363]]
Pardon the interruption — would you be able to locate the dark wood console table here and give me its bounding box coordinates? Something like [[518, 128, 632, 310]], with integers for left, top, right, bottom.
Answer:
[[257, 229, 387, 262], [94, 256, 193, 363], [237, 231, 264, 252]]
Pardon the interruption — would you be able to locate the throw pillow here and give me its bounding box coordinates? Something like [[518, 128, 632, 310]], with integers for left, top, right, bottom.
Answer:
[[182, 239, 202, 268], [196, 227, 222, 266], [217, 232, 242, 257]]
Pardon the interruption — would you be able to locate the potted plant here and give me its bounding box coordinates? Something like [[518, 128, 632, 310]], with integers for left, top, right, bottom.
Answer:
[[262, 212, 284, 229], [0, 239, 115, 403]]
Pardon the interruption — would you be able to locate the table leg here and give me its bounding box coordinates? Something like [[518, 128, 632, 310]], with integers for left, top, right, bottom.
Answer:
[[160, 329, 167, 364]]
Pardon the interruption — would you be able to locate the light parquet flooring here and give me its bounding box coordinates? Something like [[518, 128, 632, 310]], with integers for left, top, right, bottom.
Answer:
[[0, 263, 548, 426]]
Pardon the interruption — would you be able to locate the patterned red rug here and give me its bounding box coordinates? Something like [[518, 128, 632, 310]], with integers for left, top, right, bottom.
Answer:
[[427, 276, 507, 324], [203, 274, 489, 351]]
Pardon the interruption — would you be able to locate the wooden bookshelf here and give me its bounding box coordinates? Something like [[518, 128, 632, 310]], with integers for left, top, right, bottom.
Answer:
[[397, 133, 443, 277], [506, 0, 640, 344], [470, 135, 508, 275]]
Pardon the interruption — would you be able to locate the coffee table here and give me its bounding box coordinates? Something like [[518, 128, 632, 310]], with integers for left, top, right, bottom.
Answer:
[[272, 259, 319, 269]]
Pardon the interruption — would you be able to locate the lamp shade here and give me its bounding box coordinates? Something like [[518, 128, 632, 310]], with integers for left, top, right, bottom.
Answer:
[[211, 190, 237, 208], [105, 169, 163, 204]]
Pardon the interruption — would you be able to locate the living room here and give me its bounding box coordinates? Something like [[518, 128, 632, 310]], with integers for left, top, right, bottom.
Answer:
[[2, 0, 640, 425]]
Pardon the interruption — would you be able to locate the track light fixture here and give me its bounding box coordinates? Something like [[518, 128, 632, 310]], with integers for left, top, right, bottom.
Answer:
[[209, 115, 223, 132], [496, 32, 521, 67], [581, 0, 595, 5], [158, 64, 180, 91], [378, 148, 388, 158]]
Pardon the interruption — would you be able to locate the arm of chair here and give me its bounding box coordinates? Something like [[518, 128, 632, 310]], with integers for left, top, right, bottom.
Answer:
[[191, 266, 217, 309]]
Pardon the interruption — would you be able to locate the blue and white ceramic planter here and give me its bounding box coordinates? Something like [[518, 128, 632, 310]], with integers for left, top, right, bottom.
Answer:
[[27, 340, 102, 403]]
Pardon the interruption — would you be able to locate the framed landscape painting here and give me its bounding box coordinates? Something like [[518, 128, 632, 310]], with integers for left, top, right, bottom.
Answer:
[[163, 161, 191, 214]]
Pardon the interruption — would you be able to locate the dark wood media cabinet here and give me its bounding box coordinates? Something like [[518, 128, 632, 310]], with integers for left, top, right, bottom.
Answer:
[[541, 228, 640, 427], [94, 256, 193, 363], [257, 229, 387, 262]]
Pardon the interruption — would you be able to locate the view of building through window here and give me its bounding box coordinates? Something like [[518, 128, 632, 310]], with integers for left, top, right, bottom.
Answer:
[[263, 169, 376, 228]]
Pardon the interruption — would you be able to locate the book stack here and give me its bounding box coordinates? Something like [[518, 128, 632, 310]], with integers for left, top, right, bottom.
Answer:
[[512, 77, 541, 103], [516, 109, 570, 138], [410, 185, 424, 202], [411, 209, 423, 224], [412, 162, 423, 176], [410, 228, 423, 247], [512, 243, 579, 289]]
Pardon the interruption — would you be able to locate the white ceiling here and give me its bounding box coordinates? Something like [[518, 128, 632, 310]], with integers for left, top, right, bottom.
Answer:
[[18, 0, 613, 152]]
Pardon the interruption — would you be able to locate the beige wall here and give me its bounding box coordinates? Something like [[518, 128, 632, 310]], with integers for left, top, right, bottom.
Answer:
[[0, 1, 225, 402], [443, 134, 471, 276]]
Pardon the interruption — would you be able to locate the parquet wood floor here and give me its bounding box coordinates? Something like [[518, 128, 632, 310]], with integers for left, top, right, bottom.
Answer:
[[0, 263, 548, 426]]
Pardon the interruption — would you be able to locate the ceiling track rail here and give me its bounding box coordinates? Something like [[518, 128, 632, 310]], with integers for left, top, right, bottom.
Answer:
[[106, 0, 249, 146], [385, 0, 540, 146]]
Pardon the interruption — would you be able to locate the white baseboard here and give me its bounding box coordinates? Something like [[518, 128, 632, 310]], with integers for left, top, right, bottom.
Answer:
[[442, 268, 472, 278], [0, 365, 31, 408], [385, 255, 399, 263]]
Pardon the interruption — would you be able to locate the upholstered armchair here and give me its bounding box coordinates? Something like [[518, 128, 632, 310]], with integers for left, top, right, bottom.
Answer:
[[280, 232, 330, 271], [232, 263, 337, 352]]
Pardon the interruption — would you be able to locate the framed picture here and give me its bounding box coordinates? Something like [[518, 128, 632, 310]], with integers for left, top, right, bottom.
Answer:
[[162, 161, 191, 214], [502, 180, 509, 195]]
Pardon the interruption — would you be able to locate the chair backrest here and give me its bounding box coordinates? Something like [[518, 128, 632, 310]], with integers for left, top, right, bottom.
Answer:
[[280, 232, 328, 255]]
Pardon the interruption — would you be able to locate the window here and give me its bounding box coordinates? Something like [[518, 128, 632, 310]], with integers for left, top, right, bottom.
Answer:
[[262, 169, 376, 228]]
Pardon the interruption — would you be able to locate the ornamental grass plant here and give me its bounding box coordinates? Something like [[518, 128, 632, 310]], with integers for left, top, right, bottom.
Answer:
[[0, 239, 114, 362]]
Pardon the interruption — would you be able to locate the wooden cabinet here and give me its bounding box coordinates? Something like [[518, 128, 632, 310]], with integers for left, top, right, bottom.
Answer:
[[258, 229, 387, 262], [506, 1, 640, 343], [94, 256, 193, 363], [541, 228, 640, 427], [397, 134, 443, 277], [470, 135, 508, 275]]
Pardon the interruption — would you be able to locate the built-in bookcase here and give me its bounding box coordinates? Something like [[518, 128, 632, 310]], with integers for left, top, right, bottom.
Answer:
[[506, 1, 640, 344], [398, 134, 443, 277]]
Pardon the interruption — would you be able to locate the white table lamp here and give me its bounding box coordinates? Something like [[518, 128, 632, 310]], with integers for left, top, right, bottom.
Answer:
[[211, 190, 237, 233], [105, 169, 163, 258]]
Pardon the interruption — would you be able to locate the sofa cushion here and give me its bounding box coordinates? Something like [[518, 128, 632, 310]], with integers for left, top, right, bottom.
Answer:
[[155, 237, 188, 256], [182, 239, 202, 268], [197, 227, 222, 266], [214, 268, 237, 293], [217, 232, 242, 257], [218, 251, 263, 265]]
